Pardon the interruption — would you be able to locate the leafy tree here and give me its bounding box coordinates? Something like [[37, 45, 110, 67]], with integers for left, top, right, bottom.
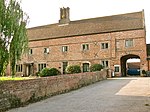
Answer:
[[0, 0, 28, 77]]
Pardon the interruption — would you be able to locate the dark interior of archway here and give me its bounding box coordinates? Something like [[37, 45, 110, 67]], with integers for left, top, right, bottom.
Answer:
[[120, 54, 140, 77]]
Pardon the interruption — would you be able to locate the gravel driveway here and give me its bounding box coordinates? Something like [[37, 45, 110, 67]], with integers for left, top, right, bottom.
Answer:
[[7, 77, 150, 112]]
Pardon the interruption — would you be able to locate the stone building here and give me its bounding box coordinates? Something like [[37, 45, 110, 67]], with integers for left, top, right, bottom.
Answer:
[[14, 8, 148, 77]]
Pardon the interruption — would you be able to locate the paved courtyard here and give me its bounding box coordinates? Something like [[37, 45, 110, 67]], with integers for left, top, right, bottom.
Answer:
[[7, 77, 150, 112]]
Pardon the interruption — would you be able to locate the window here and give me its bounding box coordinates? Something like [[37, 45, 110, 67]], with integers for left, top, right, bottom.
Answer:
[[114, 65, 120, 72], [101, 60, 109, 68], [116, 41, 120, 50], [38, 63, 46, 72], [83, 63, 90, 72], [29, 49, 33, 55], [125, 39, 133, 47], [101, 43, 108, 49], [82, 44, 89, 51], [16, 64, 23, 72], [62, 46, 68, 52], [44, 48, 49, 54], [62, 62, 68, 74]]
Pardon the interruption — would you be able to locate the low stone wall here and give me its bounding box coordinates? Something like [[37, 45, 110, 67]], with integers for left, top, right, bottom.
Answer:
[[0, 70, 107, 112]]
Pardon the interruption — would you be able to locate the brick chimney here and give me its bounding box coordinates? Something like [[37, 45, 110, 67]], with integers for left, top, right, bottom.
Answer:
[[59, 7, 70, 24]]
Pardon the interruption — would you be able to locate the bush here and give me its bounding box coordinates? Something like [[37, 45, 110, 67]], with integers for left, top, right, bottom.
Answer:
[[90, 64, 103, 72], [66, 65, 81, 74], [142, 70, 146, 74], [48, 68, 61, 76], [39, 68, 61, 77]]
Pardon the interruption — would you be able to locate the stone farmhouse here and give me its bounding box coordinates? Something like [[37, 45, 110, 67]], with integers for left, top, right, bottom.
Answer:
[[11, 7, 148, 77]]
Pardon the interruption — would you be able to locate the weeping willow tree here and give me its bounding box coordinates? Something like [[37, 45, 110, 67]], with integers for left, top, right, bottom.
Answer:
[[0, 0, 28, 77]]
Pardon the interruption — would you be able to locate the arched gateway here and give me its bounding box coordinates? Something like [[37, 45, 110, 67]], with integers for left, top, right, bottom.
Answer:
[[120, 54, 140, 76]]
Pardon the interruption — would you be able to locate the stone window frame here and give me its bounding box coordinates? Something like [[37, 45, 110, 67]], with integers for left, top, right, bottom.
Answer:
[[62, 61, 68, 74], [82, 44, 89, 51], [16, 64, 23, 72], [44, 47, 49, 54], [62, 46, 68, 52], [114, 65, 120, 72], [125, 39, 133, 48], [101, 60, 109, 68], [38, 63, 46, 72], [82, 63, 90, 72], [29, 48, 33, 55], [101, 43, 109, 49], [116, 40, 120, 50]]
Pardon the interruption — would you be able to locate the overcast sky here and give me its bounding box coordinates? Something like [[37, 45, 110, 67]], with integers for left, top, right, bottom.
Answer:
[[20, 0, 150, 43]]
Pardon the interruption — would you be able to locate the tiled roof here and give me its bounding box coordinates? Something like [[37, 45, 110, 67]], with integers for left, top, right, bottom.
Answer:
[[27, 11, 144, 41]]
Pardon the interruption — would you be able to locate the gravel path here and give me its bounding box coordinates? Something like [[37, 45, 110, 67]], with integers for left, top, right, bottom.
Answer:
[[7, 77, 150, 112]]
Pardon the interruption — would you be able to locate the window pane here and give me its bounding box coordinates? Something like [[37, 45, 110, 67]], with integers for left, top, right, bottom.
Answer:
[[83, 63, 89, 72], [29, 49, 33, 54], [106, 61, 108, 67], [102, 61, 105, 67], [62, 46, 68, 52], [16, 65, 18, 72], [116, 41, 119, 50], [20, 64, 22, 72], [102, 60, 108, 68], [101, 43, 108, 49], [106, 43, 108, 48], [44, 64, 46, 68], [63, 62, 68, 74], [82, 45, 85, 50], [115, 66, 119, 72], [101, 43, 104, 49], [82, 44, 89, 51], [38, 64, 40, 72], [125, 40, 133, 47], [44, 48, 47, 53]]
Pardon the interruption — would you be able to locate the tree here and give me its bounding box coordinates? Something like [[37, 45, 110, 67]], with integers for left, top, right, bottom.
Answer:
[[0, 0, 28, 77]]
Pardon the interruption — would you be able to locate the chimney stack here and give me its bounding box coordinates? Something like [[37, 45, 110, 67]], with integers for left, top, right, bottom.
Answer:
[[59, 7, 70, 24]]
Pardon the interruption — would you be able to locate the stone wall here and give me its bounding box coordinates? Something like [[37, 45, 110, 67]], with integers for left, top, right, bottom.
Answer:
[[0, 70, 107, 112]]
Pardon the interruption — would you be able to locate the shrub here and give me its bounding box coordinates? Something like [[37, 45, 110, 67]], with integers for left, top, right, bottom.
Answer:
[[142, 70, 146, 74], [39, 68, 61, 77], [90, 64, 103, 72], [48, 68, 61, 76], [39, 68, 50, 77], [66, 65, 81, 74]]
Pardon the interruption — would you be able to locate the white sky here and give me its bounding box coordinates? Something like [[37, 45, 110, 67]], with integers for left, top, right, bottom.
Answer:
[[20, 0, 150, 43]]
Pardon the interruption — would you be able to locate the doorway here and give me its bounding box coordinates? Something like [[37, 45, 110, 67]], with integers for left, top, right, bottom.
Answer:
[[83, 63, 90, 72], [25, 63, 34, 76], [120, 54, 140, 76]]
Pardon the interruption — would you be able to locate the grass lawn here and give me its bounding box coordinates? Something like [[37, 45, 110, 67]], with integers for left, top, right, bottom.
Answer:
[[0, 76, 35, 81]]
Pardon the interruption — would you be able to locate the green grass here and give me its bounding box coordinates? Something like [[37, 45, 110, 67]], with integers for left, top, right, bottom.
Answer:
[[0, 77, 34, 81]]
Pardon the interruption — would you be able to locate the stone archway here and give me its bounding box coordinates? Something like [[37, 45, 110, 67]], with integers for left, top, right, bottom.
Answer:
[[120, 54, 140, 77]]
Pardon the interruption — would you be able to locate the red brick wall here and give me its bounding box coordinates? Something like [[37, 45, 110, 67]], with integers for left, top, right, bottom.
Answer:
[[13, 29, 148, 76], [0, 70, 107, 111]]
